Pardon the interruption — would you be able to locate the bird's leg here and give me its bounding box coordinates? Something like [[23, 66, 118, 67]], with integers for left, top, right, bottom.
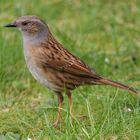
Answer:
[[66, 91, 73, 118], [54, 93, 63, 128]]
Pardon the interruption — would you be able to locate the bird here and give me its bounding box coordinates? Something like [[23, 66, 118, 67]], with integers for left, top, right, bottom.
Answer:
[[5, 15, 138, 127]]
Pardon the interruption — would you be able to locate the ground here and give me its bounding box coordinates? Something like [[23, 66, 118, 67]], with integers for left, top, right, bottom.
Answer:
[[0, 0, 140, 139]]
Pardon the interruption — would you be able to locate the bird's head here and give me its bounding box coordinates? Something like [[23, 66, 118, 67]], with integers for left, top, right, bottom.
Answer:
[[5, 15, 49, 42]]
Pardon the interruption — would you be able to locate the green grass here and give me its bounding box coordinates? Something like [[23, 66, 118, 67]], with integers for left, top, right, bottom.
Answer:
[[0, 0, 140, 139]]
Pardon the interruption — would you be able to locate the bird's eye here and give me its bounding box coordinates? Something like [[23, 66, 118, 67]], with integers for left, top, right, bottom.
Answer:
[[22, 22, 28, 26]]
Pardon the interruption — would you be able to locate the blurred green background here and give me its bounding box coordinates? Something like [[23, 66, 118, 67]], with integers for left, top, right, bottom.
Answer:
[[0, 0, 140, 139]]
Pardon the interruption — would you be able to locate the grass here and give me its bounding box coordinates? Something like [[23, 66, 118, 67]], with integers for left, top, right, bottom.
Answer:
[[0, 0, 140, 139]]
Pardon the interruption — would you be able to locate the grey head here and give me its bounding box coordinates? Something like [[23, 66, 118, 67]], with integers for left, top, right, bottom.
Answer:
[[5, 15, 50, 44]]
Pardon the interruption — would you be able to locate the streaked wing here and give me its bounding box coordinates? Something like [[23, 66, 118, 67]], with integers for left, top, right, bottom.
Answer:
[[39, 39, 98, 79], [43, 59, 97, 78]]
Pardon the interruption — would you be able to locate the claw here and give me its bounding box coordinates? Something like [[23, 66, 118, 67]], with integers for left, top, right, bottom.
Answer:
[[53, 120, 59, 128]]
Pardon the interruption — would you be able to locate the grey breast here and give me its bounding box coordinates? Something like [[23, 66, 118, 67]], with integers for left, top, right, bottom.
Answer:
[[23, 44, 57, 90]]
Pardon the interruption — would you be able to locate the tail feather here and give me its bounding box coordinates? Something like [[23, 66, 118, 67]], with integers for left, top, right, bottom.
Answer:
[[95, 77, 138, 94]]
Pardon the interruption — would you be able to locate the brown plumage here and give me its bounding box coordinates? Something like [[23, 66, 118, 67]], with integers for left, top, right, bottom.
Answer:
[[5, 15, 138, 127], [32, 33, 138, 94]]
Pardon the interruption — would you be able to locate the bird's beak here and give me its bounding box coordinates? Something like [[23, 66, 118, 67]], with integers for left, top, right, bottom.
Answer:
[[4, 23, 17, 28]]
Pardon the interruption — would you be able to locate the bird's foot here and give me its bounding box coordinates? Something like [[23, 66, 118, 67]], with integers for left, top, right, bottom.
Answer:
[[70, 113, 74, 120], [53, 120, 59, 128], [78, 115, 88, 120]]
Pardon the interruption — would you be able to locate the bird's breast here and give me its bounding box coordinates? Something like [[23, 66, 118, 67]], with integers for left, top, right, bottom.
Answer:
[[23, 45, 56, 90]]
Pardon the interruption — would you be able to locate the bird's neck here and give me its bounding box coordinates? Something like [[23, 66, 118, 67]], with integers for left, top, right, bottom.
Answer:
[[22, 29, 50, 47]]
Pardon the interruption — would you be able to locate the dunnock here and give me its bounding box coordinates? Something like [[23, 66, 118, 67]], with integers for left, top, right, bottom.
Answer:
[[5, 15, 138, 127]]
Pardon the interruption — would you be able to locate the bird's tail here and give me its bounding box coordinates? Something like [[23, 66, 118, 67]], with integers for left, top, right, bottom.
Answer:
[[93, 76, 138, 94]]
